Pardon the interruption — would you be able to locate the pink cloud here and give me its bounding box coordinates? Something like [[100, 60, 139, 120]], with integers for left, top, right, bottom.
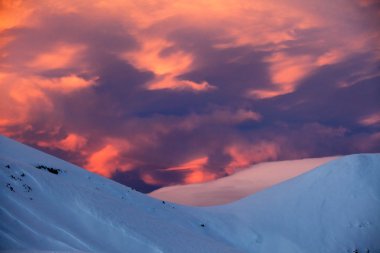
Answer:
[[28, 44, 85, 70], [224, 141, 280, 174], [0, 0, 378, 192], [36, 133, 87, 152], [359, 112, 380, 126], [165, 156, 216, 184]]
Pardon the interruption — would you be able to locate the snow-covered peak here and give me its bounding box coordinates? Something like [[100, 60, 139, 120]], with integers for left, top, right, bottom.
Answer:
[[210, 154, 380, 252], [1, 135, 379, 253], [150, 156, 338, 206], [0, 135, 242, 253]]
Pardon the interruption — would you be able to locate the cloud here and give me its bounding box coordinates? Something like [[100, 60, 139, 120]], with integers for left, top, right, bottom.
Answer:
[[27, 44, 85, 70], [123, 38, 214, 92], [224, 141, 280, 174], [85, 139, 134, 177], [37, 133, 87, 152], [0, 0, 379, 192], [147, 76, 216, 92], [86, 144, 120, 177], [359, 112, 380, 126], [165, 156, 216, 184], [0, 1, 33, 31]]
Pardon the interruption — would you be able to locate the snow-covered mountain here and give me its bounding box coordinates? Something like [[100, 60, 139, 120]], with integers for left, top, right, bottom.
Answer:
[[150, 156, 338, 206], [1, 135, 379, 253]]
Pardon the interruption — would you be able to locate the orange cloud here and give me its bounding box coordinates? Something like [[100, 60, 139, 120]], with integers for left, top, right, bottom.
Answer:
[[38, 75, 97, 93], [249, 43, 372, 99], [86, 144, 119, 177], [28, 44, 85, 70], [359, 112, 380, 126], [248, 89, 286, 99], [0, 0, 34, 31], [3, 0, 378, 97], [115, 0, 326, 93], [0, 71, 96, 133], [165, 156, 216, 184], [141, 173, 162, 185], [125, 39, 191, 76], [36, 133, 87, 152], [0, 39, 93, 130], [1, 0, 379, 191], [0, 72, 51, 129], [224, 141, 279, 174], [85, 140, 134, 177], [249, 53, 315, 98], [124, 37, 215, 92], [147, 76, 215, 92], [59, 133, 87, 151], [268, 53, 315, 86], [316, 50, 346, 66]]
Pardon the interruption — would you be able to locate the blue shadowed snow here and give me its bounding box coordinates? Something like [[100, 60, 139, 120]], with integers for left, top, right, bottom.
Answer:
[[1, 135, 379, 253]]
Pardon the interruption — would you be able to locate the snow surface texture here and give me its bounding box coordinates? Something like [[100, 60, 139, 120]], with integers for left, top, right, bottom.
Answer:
[[1, 135, 379, 253], [150, 156, 338, 206]]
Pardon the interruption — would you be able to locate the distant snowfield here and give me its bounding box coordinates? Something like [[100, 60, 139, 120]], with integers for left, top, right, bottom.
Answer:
[[150, 156, 339, 206], [1, 135, 379, 253]]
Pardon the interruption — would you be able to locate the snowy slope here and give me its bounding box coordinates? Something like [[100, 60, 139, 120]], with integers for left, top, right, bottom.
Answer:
[[0, 135, 243, 253], [1, 135, 379, 253], [205, 154, 380, 253], [150, 156, 338, 206]]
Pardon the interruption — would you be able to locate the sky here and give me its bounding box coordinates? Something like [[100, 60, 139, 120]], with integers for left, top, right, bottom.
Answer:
[[0, 0, 379, 192]]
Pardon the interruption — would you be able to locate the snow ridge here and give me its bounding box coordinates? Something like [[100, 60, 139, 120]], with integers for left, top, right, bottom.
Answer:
[[1, 135, 379, 253], [150, 156, 338, 206]]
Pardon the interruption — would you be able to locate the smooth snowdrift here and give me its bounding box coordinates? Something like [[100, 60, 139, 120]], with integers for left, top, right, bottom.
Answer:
[[150, 156, 338, 206], [1, 135, 379, 253]]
